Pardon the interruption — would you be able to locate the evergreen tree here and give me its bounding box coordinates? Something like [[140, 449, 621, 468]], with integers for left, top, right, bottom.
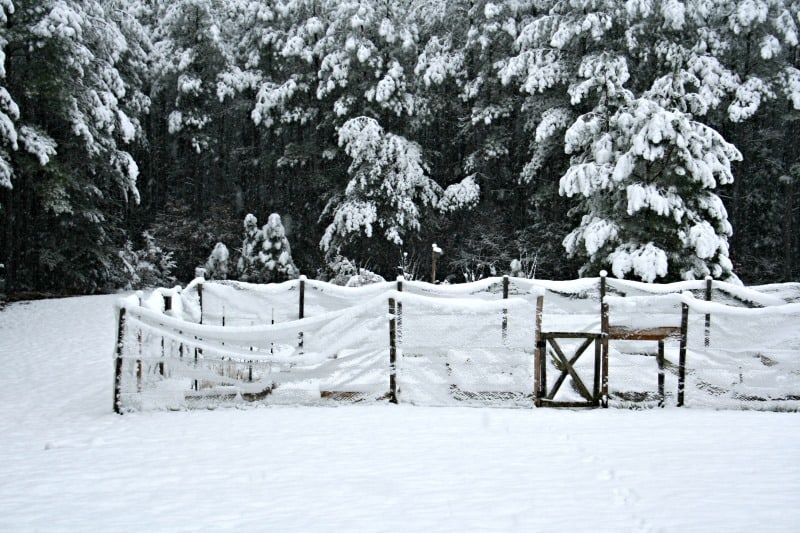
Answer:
[[237, 213, 299, 283], [321, 116, 478, 261], [0, 0, 146, 292], [261, 213, 300, 282], [204, 242, 230, 280]]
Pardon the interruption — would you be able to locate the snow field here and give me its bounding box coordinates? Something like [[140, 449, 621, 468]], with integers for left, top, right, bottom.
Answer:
[[0, 294, 799, 531]]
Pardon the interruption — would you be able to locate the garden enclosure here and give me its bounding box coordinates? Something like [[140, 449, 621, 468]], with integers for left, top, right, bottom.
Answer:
[[113, 275, 800, 412]]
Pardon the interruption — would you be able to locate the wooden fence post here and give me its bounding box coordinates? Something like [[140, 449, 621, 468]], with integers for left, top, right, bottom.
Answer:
[[298, 276, 305, 353], [113, 307, 126, 414], [396, 276, 403, 343], [197, 280, 204, 325], [299, 276, 305, 319], [599, 270, 607, 308], [136, 292, 143, 392], [601, 301, 610, 408], [431, 245, 437, 283], [534, 294, 544, 407], [389, 297, 398, 404], [704, 276, 712, 348], [502, 275, 509, 344], [678, 302, 689, 407], [657, 340, 665, 407]]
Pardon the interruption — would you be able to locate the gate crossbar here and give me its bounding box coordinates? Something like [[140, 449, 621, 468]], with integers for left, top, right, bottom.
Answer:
[[535, 332, 602, 408]]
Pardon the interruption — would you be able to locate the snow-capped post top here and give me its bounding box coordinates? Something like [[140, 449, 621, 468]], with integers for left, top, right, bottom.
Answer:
[[432, 243, 443, 256], [599, 270, 608, 278]]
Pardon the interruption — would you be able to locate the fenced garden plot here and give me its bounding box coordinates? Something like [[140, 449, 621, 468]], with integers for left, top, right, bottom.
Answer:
[[112, 275, 800, 412]]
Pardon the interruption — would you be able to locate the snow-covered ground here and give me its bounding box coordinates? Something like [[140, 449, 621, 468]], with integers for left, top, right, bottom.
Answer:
[[1, 294, 799, 531]]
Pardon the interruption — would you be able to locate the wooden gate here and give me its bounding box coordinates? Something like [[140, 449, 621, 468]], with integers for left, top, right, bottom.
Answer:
[[534, 332, 603, 407]]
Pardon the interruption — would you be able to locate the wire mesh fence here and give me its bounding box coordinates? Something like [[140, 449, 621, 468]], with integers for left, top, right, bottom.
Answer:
[[113, 275, 800, 412]]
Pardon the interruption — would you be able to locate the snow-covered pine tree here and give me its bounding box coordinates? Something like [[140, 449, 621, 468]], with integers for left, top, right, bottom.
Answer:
[[0, 0, 17, 191], [501, 0, 799, 282], [560, 86, 742, 281], [237, 213, 299, 283], [118, 231, 177, 289], [260, 213, 300, 282], [237, 213, 264, 282], [204, 242, 230, 280], [321, 116, 478, 257], [0, 0, 146, 291]]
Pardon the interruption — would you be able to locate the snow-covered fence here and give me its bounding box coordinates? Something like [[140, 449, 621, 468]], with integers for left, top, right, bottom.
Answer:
[[112, 275, 800, 412]]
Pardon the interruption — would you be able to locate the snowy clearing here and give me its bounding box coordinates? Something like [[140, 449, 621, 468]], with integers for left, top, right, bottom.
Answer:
[[1, 294, 799, 531]]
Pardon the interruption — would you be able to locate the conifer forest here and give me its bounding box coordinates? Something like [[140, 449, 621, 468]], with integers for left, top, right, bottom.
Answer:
[[0, 0, 798, 293]]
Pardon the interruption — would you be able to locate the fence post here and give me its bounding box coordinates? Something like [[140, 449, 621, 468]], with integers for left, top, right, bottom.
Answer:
[[657, 340, 665, 407], [299, 275, 305, 319], [113, 306, 126, 414], [601, 301, 610, 408], [197, 279, 204, 325], [534, 294, 544, 407], [389, 297, 398, 404], [599, 269, 607, 309], [431, 243, 443, 283], [704, 276, 712, 348], [298, 276, 305, 353], [136, 292, 143, 392], [502, 275, 509, 344], [159, 292, 170, 376], [396, 276, 403, 344], [678, 302, 689, 407]]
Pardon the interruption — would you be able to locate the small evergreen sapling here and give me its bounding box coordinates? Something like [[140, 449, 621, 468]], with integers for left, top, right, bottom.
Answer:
[[236, 213, 299, 283], [204, 242, 230, 280], [118, 231, 177, 289]]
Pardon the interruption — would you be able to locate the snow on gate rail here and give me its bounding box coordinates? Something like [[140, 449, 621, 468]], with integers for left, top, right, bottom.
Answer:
[[112, 275, 800, 412]]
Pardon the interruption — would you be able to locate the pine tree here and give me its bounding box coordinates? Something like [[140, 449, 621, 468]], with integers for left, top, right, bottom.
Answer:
[[0, 0, 146, 292], [321, 116, 479, 259], [260, 213, 300, 282], [237, 213, 299, 283], [204, 242, 230, 280]]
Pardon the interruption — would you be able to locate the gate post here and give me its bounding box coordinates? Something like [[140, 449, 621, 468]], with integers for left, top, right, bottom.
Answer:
[[677, 301, 689, 406], [534, 294, 544, 407]]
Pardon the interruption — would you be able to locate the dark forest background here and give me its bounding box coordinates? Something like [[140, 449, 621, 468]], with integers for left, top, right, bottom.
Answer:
[[0, 0, 798, 294]]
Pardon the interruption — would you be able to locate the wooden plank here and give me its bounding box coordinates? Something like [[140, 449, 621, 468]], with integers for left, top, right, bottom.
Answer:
[[608, 326, 681, 341], [542, 332, 602, 339], [539, 400, 600, 409], [593, 337, 601, 403]]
